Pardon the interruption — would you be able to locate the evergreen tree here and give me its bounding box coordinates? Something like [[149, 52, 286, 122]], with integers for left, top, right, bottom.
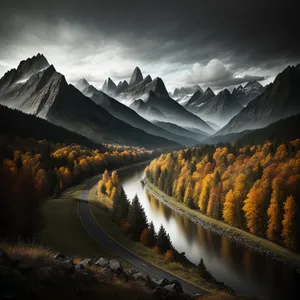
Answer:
[[148, 221, 157, 247], [112, 186, 130, 224], [127, 194, 148, 240], [157, 224, 172, 253]]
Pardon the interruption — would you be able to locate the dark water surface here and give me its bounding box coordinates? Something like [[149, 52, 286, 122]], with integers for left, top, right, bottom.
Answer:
[[119, 164, 300, 300]]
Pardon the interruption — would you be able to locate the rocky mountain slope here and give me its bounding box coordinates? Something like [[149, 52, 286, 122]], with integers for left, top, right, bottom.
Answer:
[[0, 54, 180, 148], [190, 89, 243, 127], [232, 81, 264, 106], [76, 79, 199, 146], [216, 65, 300, 135]]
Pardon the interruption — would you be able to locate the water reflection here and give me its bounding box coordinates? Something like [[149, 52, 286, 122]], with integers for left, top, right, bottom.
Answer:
[[119, 165, 300, 300]]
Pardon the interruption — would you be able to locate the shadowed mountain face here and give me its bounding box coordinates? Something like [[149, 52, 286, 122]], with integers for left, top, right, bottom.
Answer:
[[189, 89, 243, 127], [102, 77, 117, 94], [129, 67, 143, 87], [185, 87, 215, 109], [0, 54, 182, 148], [75, 79, 200, 146], [119, 71, 214, 134], [216, 65, 300, 136], [232, 81, 264, 106], [0, 53, 49, 89]]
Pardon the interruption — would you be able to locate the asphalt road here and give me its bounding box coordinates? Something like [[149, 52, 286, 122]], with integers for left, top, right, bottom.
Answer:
[[78, 174, 207, 296]]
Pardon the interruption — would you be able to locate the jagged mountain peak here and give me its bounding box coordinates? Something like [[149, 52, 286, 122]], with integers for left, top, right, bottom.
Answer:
[[0, 53, 50, 88], [218, 88, 231, 97], [129, 66, 143, 87], [75, 78, 90, 90], [150, 77, 169, 96], [205, 87, 215, 95]]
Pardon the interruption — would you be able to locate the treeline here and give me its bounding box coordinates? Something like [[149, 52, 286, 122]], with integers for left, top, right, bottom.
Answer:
[[145, 139, 300, 252], [0, 134, 154, 239], [0, 104, 102, 149], [97, 171, 189, 263]]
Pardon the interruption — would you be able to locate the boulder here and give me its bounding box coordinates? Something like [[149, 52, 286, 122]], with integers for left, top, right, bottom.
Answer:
[[94, 257, 109, 267], [165, 280, 183, 293], [109, 259, 123, 274], [53, 252, 65, 259], [75, 258, 92, 270], [164, 284, 178, 294], [169, 280, 183, 293], [151, 277, 170, 287], [133, 272, 150, 283]]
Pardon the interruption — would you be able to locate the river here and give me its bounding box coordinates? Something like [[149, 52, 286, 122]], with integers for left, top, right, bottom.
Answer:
[[118, 163, 300, 300]]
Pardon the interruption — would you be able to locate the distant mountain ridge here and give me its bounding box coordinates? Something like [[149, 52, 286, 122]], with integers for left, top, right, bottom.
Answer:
[[76, 79, 200, 146], [0, 54, 181, 148], [232, 81, 264, 106], [216, 64, 300, 136], [191, 89, 243, 126]]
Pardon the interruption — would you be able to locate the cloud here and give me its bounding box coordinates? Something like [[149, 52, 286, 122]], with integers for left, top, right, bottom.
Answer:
[[0, 0, 298, 91], [181, 59, 265, 89]]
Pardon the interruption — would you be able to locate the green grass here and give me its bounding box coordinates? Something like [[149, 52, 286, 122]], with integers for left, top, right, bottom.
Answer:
[[38, 177, 114, 259], [144, 178, 300, 268], [89, 185, 220, 293]]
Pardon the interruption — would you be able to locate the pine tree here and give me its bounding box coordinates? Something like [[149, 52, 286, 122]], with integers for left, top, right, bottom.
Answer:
[[112, 186, 130, 224], [157, 224, 172, 253], [127, 194, 148, 240], [148, 221, 157, 247]]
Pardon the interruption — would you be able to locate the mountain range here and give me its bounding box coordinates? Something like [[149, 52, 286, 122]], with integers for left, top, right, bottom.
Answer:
[[75, 78, 202, 146], [0, 53, 299, 149], [0, 54, 180, 148], [216, 65, 300, 136]]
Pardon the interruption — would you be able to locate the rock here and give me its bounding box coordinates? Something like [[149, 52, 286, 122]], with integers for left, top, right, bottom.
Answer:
[[126, 268, 139, 276], [75, 258, 92, 270], [0, 249, 12, 266], [169, 280, 183, 293], [94, 257, 109, 267], [109, 259, 123, 274], [165, 284, 178, 293], [53, 252, 65, 259], [133, 272, 150, 283], [75, 263, 85, 270], [152, 277, 170, 287]]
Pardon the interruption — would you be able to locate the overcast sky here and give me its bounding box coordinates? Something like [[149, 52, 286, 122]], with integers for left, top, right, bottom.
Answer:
[[0, 0, 298, 92]]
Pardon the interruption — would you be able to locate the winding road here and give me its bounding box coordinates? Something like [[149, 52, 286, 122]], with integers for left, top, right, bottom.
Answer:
[[78, 172, 207, 296]]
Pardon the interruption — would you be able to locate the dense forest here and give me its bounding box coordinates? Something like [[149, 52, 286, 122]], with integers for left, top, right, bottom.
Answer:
[[0, 134, 154, 239], [145, 139, 300, 252]]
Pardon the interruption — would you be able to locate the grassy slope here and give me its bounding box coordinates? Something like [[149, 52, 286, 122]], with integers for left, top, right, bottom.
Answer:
[[38, 177, 114, 259], [89, 184, 223, 293], [144, 178, 300, 268]]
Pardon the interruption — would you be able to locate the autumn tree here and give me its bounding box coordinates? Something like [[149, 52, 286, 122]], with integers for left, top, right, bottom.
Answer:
[[282, 195, 297, 250], [266, 179, 282, 242], [198, 176, 211, 213]]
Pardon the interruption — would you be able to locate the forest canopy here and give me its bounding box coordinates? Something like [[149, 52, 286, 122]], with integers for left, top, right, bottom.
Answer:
[[145, 139, 300, 252]]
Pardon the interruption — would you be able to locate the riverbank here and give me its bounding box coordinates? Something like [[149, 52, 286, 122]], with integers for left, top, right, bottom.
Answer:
[[144, 177, 300, 272], [88, 180, 235, 295]]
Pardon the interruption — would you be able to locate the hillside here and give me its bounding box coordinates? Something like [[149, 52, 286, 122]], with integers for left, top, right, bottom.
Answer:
[[203, 114, 300, 145], [0, 105, 101, 149]]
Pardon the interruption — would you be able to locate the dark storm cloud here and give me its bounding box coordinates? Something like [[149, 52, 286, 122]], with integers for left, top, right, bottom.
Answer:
[[0, 0, 298, 90]]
